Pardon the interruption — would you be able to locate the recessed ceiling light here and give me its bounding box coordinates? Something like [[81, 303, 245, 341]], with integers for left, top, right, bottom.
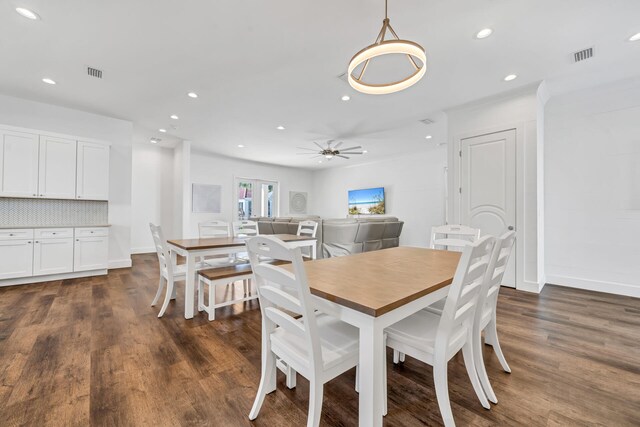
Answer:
[[318, 160, 323, 163], [16, 7, 40, 20], [42, 78, 56, 85], [158, 128, 167, 133], [170, 114, 179, 120], [363, 150, 368, 153], [475, 28, 493, 39], [187, 92, 198, 98], [504, 74, 518, 82], [276, 125, 285, 130], [341, 95, 351, 101], [237, 144, 245, 148], [425, 135, 432, 139], [150, 138, 160, 144], [629, 33, 640, 42]]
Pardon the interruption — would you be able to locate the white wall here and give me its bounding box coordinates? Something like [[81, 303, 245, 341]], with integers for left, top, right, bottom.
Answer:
[[0, 93, 133, 267], [545, 76, 640, 298], [187, 150, 314, 238], [311, 148, 447, 247], [130, 141, 175, 253], [446, 85, 543, 292]]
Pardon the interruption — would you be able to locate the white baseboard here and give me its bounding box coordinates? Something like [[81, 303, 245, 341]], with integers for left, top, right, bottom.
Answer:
[[517, 280, 545, 294], [0, 269, 108, 287], [108, 258, 132, 269], [546, 275, 640, 298], [130, 246, 155, 255]]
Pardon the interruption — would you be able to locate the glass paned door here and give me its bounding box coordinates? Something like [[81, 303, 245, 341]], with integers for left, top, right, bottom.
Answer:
[[235, 178, 278, 220], [237, 180, 253, 220]]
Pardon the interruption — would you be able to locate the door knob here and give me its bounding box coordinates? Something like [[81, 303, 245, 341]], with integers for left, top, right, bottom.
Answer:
[[508, 225, 514, 231]]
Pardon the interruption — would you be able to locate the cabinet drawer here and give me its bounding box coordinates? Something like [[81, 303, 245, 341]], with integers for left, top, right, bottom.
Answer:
[[75, 227, 109, 237], [0, 229, 34, 240], [34, 228, 73, 239]]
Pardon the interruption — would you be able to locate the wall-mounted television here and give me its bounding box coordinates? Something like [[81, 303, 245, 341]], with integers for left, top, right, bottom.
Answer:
[[348, 187, 385, 215]]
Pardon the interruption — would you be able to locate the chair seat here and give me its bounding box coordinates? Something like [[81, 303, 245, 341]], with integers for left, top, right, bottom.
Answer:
[[385, 310, 466, 358], [271, 313, 359, 372]]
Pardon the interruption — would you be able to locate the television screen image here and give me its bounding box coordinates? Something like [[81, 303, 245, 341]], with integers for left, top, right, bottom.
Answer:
[[348, 187, 385, 215]]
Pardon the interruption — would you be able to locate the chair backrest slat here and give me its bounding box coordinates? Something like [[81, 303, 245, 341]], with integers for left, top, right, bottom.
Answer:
[[233, 220, 259, 238], [297, 220, 318, 238], [247, 235, 322, 368], [430, 224, 481, 252], [260, 285, 303, 315], [199, 221, 230, 238]]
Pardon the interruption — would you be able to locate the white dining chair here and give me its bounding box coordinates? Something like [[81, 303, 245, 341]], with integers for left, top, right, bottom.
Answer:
[[430, 224, 481, 252], [384, 235, 497, 426], [421, 231, 516, 404], [199, 220, 231, 238], [232, 220, 259, 238], [296, 220, 318, 259], [197, 220, 239, 268], [149, 223, 208, 318], [247, 235, 359, 427]]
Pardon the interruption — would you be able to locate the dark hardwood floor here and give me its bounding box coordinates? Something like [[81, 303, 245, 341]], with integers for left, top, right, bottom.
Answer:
[[1, 253, 639, 426]]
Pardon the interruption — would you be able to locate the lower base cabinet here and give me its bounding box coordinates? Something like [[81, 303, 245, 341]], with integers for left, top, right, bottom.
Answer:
[[33, 238, 74, 276], [74, 236, 109, 272], [0, 227, 109, 282], [0, 239, 34, 280]]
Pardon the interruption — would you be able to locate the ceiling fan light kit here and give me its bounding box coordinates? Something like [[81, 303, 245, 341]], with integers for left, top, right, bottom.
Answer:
[[297, 140, 364, 161], [348, 0, 426, 95]]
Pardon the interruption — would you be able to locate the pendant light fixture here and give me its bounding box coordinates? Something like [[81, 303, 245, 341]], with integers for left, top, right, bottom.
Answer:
[[348, 0, 426, 95]]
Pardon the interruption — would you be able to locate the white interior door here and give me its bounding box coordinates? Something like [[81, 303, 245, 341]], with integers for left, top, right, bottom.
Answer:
[[460, 129, 516, 286]]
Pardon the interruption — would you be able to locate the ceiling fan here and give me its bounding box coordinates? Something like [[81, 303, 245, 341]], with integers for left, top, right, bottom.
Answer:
[[297, 140, 364, 160]]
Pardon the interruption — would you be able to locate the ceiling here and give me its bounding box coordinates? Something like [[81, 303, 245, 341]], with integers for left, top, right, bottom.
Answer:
[[1, 0, 640, 168]]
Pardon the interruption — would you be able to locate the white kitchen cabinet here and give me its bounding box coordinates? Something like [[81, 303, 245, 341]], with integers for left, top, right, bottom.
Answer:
[[74, 233, 109, 272], [38, 136, 77, 199], [33, 237, 74, 276], [0, 239, 34, 279], [0, 130, 40, 198], [76, 141, 109, 201]]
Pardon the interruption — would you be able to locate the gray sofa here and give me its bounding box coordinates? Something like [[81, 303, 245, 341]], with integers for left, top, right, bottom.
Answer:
[[255, 216, 404, 258]]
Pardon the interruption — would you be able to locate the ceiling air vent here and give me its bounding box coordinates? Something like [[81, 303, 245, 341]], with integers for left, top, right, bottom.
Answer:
[[419, 118, 435, 125], [87, 66, 103, 79], [573, 47, 593, 63]]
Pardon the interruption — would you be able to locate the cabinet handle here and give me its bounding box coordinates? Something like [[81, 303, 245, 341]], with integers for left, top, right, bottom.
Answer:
[[76, 239, 79, 241], [9, 233, 14, 236], [32, 194, 37, 196], [52, 232, 56, 235], [40, 194, 44, 197], [27, 241, 32, 244], [35, 241, 39, 243]]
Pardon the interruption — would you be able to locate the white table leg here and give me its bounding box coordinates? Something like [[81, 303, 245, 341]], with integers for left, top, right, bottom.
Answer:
[[184, 253, 196, 319], [358, 319, 385, 427]]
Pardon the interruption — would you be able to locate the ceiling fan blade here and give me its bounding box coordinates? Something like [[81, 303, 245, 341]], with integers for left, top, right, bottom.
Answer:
[[339, 146, 362, 151], [297, 153, 319, 155], [297, 147, 318, 151], [334, 141, 343, 149], [339, 152, 363, 155], [337, 155, 350, 159], [313, 141, 325, 150]]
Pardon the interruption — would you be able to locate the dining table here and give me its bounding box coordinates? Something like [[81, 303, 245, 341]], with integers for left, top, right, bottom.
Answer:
[[289, 246, 461, 427], [166, 234, 317, 319]]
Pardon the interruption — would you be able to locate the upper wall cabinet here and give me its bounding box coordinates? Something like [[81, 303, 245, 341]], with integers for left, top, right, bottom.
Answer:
[[0, 130, 40, 197], [38, 136, 77, 199], [76, 141, 109, 201]]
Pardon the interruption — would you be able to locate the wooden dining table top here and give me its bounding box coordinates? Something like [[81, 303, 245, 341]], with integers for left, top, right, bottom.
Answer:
[[289, 247, 461, 317], [166, 234, 316, 250]]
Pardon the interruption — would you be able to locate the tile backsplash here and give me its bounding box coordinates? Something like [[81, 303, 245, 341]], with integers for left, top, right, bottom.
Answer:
[[0, 198, 108, 226]]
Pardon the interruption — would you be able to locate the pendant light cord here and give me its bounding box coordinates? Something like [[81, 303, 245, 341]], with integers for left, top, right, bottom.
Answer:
[[385, 0, 388, 19]]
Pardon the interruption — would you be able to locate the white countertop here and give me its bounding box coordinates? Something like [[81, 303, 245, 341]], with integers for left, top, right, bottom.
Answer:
[[0, 224, 111, 229]]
